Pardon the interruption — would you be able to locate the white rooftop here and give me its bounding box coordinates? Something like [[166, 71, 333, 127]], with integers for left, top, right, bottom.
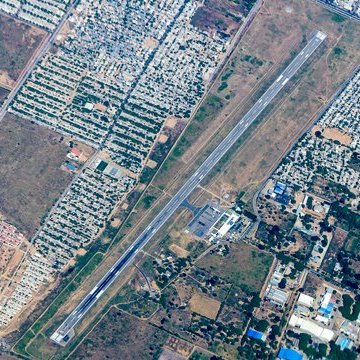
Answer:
[[298, 293, 315, 307], [289, 314, 334, 342]]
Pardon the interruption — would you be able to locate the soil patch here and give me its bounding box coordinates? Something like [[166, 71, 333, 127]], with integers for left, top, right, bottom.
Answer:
[[0, 113, 73, 236], [0, 14, 46, 85], [72, 309, 168, 360], [322, 127, 352, 145], [189, 292, 221, 319]]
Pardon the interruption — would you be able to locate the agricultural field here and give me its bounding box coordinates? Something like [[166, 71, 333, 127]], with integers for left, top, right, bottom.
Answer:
[[0, 113, 73, 236], [189, 292, 222, 320], [0, 13, 45, 88]]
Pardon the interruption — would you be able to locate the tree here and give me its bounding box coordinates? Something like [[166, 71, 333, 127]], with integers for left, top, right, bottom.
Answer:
[[269, 325, 280, 340], [298, 333, 311, 351], [329, 341, 357, 360], [255, 319, 269, 332], [339, 294, 360, 321], [318, 343, 328, 357], [278, 278, 287, 289]]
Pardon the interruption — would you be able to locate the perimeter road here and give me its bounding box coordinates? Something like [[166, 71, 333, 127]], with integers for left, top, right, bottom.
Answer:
[[51, 30, 326, 345], [312, 0, 360, 23]]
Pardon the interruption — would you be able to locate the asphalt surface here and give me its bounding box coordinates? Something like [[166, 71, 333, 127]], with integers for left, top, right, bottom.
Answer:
[[312, 0, 360, 23], [51, 31, 326, 345]]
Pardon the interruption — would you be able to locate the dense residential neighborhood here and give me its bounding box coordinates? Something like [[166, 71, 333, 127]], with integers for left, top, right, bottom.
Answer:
[[274, 70, 360, 196], [0, 0, 229, 330], [9, 1, 226, 173], [0, 0, 70, 30]]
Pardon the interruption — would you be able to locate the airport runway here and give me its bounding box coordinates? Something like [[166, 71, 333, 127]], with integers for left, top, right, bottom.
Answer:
[[51, 31, 326, 345], [312, 0, 360, 23]]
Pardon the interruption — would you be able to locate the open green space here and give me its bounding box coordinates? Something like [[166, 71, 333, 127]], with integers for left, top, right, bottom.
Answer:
[[197, 241, 273, 293], [71, 309, 168, 360], [166, 94, 224, 162]]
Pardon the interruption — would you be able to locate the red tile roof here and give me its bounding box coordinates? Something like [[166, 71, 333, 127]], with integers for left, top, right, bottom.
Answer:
[[71, 148, 81, 157]]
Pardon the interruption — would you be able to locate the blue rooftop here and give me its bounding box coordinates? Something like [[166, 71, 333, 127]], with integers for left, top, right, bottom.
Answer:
[[66, 163, 77, 171], [275, 193, 290, 205], [276, 181, 286, 190], [319, 302, 334, 316], [336, 335, 353, 351], [246, 328, 265, 341], [278, 348, 303, 360], [274, 181, 286, 194]]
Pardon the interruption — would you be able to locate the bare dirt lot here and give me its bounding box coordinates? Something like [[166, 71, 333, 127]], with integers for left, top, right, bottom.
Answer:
[[322, 127, 352, 145], [189, 292, 221, 319], [0, 113, 73, 236], [0, 245, 16, 275], [72, 308, 168, 360], [0, 14, 46, 87]]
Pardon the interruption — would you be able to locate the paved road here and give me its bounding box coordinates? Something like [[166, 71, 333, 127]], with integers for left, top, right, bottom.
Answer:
[[0, 0, 80, 121], [51, 31, 326, 345], [312, 0, 360, 23]]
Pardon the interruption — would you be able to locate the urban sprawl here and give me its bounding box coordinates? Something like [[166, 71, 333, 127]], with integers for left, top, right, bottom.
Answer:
[[0, 0, 358, 359]]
